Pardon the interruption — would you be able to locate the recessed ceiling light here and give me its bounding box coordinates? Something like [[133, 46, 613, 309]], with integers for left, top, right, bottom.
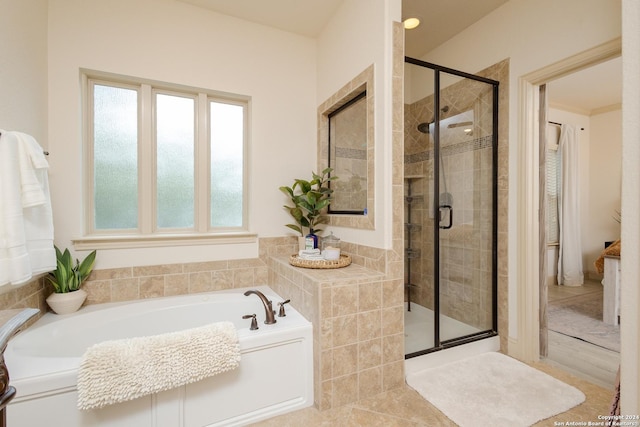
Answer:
[[403, 17, 420, 30]]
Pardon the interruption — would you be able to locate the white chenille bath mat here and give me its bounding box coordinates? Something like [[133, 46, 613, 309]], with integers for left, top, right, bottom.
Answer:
[[77, 321, 240, 410], [406, 352, 585, 427]]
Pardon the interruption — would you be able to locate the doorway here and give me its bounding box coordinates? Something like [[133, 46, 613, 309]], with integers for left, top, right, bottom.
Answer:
[[513, 36, 621, 364], [403, 57, 499, 357], [539, 57, 622, 387]]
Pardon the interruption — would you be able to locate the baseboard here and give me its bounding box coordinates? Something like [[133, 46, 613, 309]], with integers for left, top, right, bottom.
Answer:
[[585, 270, 604, 282]]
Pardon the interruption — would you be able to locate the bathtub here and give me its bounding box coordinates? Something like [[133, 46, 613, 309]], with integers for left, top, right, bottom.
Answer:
[[5, 285, 313, 427]]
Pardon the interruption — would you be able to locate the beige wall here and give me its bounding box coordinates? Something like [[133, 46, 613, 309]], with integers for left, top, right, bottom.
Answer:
[[0, 0, 48, 301], [0, 0, 48, 142], [621, 0, 640, 412], [43, 0, 401, 269], [588, 109, 622, 262], [46, 0, 318, 268], [317, 0, 401, 248]]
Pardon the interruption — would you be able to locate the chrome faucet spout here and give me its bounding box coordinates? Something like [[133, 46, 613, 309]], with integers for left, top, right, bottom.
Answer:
[[244, 290, 277, 325]]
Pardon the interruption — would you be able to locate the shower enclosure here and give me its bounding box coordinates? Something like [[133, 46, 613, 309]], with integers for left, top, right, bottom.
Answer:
[[404, 57, 498, 357]]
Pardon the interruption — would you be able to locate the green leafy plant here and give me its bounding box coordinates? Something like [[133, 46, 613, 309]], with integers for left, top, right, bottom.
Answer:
[[46, 246, 97, 293], [279, 167, 338, 236]]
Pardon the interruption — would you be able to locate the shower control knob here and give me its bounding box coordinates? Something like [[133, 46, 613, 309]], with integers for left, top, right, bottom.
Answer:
[[242, 314, 258, 330], [278, 299, 291, 317]]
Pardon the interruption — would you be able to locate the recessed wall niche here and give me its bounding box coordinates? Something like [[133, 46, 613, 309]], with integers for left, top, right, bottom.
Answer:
[[318, 64, 375, 230]]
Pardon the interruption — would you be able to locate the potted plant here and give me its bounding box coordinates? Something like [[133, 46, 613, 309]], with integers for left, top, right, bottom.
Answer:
[[45, 246, 97, 314], [279, 167, 337, 248]]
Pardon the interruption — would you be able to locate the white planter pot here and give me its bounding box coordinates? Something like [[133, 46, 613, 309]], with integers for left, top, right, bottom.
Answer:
[[46, 289, 87, 315]]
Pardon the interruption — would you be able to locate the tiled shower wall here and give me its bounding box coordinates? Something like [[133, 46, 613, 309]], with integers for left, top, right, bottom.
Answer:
[[403, 59, 509, 334]]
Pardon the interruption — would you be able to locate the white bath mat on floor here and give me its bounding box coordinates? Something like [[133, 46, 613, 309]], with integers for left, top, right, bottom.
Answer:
[[406, 352, 585, 427]]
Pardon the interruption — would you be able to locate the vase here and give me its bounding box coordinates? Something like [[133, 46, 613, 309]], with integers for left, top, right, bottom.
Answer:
[[46, 289, 87, 315]]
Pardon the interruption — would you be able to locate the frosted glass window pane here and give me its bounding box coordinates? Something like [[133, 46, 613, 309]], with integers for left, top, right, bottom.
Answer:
[[210, 102, 243, 227], [546, 148, 560, 244], [93, 84, 138, 230], [156, 94, 195, 229]]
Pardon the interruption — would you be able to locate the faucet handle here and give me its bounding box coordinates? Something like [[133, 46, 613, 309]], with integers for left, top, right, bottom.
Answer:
[[242, 314, 258, 330], [278, 299, 291, 317]]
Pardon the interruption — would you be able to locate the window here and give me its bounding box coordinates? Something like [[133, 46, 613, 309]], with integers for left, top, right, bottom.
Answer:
[[546, 146, 560, 244], [81, 71, 249, 248]]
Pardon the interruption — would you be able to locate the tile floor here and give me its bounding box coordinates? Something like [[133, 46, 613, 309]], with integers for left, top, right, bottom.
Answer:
[[251, 358, 614, 426], [253, 281, 615, 426]]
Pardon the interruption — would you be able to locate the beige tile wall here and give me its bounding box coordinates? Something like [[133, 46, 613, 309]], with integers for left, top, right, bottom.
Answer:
[[0, 235, 407, 415], [80, 258, 270, 305], [403, 70, 498, 329], [0, 238, 291, 314], [268, 252, 404, 411], [0, 276, 48, 314]]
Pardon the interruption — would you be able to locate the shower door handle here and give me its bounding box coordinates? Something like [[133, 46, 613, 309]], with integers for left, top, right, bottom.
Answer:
[[439, 205, 453, 229]]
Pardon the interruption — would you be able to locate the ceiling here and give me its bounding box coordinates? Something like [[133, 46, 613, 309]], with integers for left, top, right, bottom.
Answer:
[[402, 0, 508, 59], [178, 0, 621, 113], [546, 57, 621, 114], [177, 0, 344, 37]]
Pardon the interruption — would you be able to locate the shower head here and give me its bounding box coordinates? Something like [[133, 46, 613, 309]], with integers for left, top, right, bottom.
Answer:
[[417, 122, 431, 134], [416, 106, 450, 134]]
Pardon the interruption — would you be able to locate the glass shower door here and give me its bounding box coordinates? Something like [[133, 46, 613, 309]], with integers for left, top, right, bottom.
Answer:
[[404, 57, 498, 357], [436, 71, 497, 346]]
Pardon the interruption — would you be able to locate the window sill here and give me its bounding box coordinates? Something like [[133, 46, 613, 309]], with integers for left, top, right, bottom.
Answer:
[[72, 232, 258, 251]]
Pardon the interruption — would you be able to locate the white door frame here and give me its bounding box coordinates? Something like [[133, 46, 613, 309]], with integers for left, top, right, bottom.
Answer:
[[513, 37, 622, 362]]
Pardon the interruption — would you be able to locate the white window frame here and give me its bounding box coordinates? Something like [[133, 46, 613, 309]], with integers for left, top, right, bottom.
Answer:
[[75, 70, 254, 250]]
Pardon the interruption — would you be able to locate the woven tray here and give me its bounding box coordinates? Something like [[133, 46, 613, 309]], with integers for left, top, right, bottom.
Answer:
[[289, 254, 352, 269]]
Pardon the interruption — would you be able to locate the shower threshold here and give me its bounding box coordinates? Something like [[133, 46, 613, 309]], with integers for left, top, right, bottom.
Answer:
[[404, 302, 483, 355]]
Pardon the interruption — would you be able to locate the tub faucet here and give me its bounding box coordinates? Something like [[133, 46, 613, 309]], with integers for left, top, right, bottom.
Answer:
[[243, 290, 277, 325]]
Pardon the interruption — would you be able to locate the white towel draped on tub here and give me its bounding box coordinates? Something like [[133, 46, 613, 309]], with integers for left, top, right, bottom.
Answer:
[[0, 130, 55, 286], [77, 321, 241, 410]]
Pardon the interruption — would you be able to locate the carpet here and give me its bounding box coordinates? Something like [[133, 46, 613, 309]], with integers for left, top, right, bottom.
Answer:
[[548, 292, 620, 352], [406, 352, 585, 427]]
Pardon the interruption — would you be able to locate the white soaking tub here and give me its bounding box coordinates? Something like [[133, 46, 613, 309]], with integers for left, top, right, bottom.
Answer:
[[5, 285, 313, 427]]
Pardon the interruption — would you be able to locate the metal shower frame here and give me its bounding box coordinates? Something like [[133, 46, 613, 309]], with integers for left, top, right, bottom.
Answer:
[[404, 56, 500, 357]]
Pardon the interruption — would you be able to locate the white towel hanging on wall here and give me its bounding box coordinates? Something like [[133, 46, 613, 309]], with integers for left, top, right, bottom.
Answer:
[[0, 130, 56, 286]]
